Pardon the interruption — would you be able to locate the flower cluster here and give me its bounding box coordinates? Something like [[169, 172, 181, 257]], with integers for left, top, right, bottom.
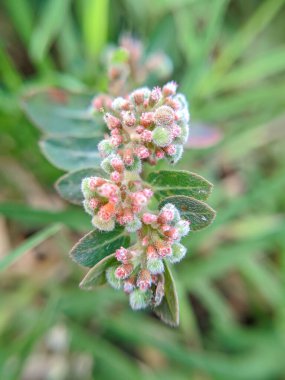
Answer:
[[105, 203, 190, 310], [82, 82, 191, 310]]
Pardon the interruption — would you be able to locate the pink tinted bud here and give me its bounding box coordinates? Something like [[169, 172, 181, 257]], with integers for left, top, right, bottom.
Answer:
[[155, 150, 165, 159], [89, 177, 105, 191], [110, 171, 122, 183], [98, 203, 115, 221], [104, 113, 121, 129], [115, 264, 133, 279], [111, 128, 120, 136], [161, 224, 171, 232], [146, 245, 157, 259], [136, 125, 145, 134], [164, 227, 179, 240], [89, 198, 99, 210], [123, 209, 134, 224], [121, 99, 131, 111], [149, 86, 162, 105], [122, 111, 136, 127], [164, 144, 176, 156], [171, 124, 181, 138], [162, 81, 177, 96], [137, 269, 152, 291], [124, 277, 136, 293], [141, 130, 153, 142], [159, 209, 174, 223], [109, 195, 119, 203], [132, 192, 147, 206], [142, 213, 157, 224], [132, 90, 145, 105], [110, 157, 124, 172], [157, 243, 172, 257], [136, 146, 150, 159], [115, 247, 129, 262], [98, 183, 118, 198], [92, 96, 103, 111], [165, 98, 180, 110], [123, 149, 134, 166], [143, 188, 153, 198], [140, 112, 154, 127], [154, 105, 175, 126], [110, 135, 123, 147]]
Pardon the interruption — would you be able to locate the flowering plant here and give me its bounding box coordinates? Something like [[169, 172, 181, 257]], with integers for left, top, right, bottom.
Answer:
[[23, 37, 215, 326]]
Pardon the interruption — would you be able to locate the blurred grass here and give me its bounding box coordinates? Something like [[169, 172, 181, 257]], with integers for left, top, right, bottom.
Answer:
[[1, 0, 285, 379]]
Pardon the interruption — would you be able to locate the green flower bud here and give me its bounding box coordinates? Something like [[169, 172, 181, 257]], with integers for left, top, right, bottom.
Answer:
[[106, 266, 122, 289], [147, 258, 164, 274], [175, 122, 189, 144], [92, 215, 115, 231], [129, 289, 152, 310], [152, 126, 172, 147], [125, 216, 142, 232], [167, 243, 187, 264], [176, 219, 190, 237], [161, 203, 180, 224], [125, 155, 142, 173], [98, 139, 114, 156]]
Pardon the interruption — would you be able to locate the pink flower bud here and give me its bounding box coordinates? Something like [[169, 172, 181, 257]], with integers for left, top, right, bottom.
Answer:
[[154, 105, 175, 127], [164, 144, 176, 156], [156, 243, 172, 257], [136, 146, 150, 159], [123, 149, 134, 166], [142, 213, 157, 224], [131, 89, 145, 105], [143, 188, 153, 198], [123, 277, 136, 293], [110, 135, 123, 147], [104, 113, 121, 129], [158, 209, 174, 223], [122, 111, 136, 127], [140, 112, 154, 127], [110, 156, 124, 172], [132, 191, 147, 207], [111, 128, 121, 136], [136, 125, 145, 134], [146, 245, 157, 259], [141, 130, 153, 142], [155, 150, 165, 159], [162, 81, 177, 96], [137, 269, 152, 291], [115, 264, 133, 279], [89, 177, 105, 191], [149, 86, 162, 106], [110, 171, 122, 183], [98, 183, 118, 198], [89, 198, 99, 210], [115, 247, 129, 262], [164, 227, 179, 240], [171, 124, 182, 138], [161, 224, 171, 232], [98, 203, 115, 221]]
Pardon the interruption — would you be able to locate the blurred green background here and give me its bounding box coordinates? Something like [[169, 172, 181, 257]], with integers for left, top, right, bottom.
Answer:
[[1, 0, 285, 379]]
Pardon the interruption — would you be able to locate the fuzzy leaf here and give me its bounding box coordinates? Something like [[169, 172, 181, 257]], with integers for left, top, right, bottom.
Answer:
[[153, 262, 179, 327], [40, 136, 101, 171], [79, 254, 117, 290], [21, 89, 104, 137], [159, 195, 216, 231], [148, 170, 213, 201], [55, 168, 105, 205], [70, 227, 130, 268]]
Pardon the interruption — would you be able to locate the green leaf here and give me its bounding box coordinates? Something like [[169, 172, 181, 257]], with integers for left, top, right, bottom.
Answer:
[[70, 227, 130, 268], [148, 170, 213, 201], [40, 136, 101, 171], [80, 254, 117, 290], [22, 89, 104, 137], [153, 262, 179, 327], [55, 168, 105, 205], [159, 195, 216, 231]]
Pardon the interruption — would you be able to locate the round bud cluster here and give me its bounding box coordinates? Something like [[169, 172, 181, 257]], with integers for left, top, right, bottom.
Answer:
[[96, 82, 190, 167], [81, 174, 153, 232], [105, 204, 190, 310]]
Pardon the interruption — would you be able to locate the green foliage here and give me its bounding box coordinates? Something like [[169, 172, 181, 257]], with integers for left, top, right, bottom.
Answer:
[[148, 170, 213, 201], [160, 195, 216, 231], [70, 227, 131, 267]]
